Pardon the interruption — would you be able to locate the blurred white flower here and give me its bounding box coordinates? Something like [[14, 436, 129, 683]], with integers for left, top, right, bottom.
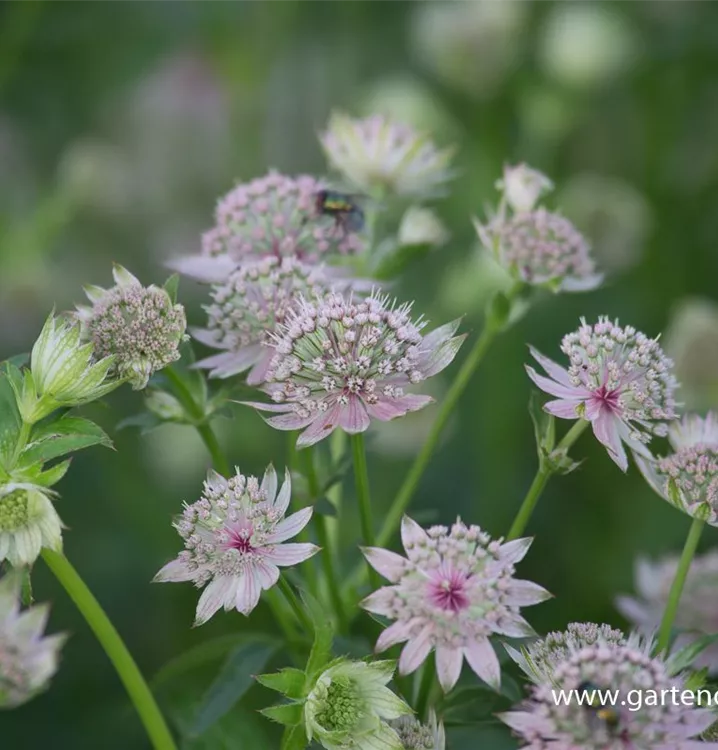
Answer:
[[411, 0, 527, 98], [664, 298, 718, 410], [496, 164, 553, 214], [559, 173, 651, 273], [398, 206, 449, 248], [539, 4, 639, 89]]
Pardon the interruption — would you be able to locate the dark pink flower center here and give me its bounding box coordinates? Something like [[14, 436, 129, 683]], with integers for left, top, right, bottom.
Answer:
[[223, 522, 254, 553], [593, 384, 620, 414], [427, 567, 471, 613]]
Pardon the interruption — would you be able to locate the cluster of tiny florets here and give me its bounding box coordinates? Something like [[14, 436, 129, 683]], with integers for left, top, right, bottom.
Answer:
[[391, 716, 438, 749], [503, 642, 712, 749], [267, 291, 425, 410], [656, 444, 718, 521], [494, 208, 596, 287], [561, 317, 678, 441], [173, 472, 279, 584], [314, 677, 365, 733], [0, 491, 29, 533], [84, 282, 186, 389], [201, 170, 364, 261]]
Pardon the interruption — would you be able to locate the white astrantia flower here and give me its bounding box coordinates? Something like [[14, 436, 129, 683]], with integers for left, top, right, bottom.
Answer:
[[16, 314, 118, 423], [496, 163, 554, 214], [617, 550, 718, 674], [398, 206, 449, 248], [154, 465, 318, 625], [0, 484, 63, 566], [304, 659, 411, 750], [361, 516, 550, 693], [75, 264, 187, 390], [505, 622, 627, 685], [391, 710, 445, 750], [0, 570, 66, 708], [320, 112, 454, 198]]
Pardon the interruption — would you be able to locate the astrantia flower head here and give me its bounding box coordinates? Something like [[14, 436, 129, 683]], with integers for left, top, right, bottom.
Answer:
[[17, 314, 117, 423], [475, 163, 602, 292], [0, 484, 62, 566], [361, 516, 550, 692], [506, 622, 627, 685], [636, 412, 718, 524], [500, 641, 718, 749], [192, 255, 354, 384], [391, 711, 445, 750], [154, 465, 317, 625], [75, 264, 187, 390], [320, 112, 454, 198], [171, 171, 365, 283], [527, 317, 678, 471], [304, 659, 411, 750], [0, 571, 66, 708], [245, 291, 465, 447], [617, 551, 718, 673]]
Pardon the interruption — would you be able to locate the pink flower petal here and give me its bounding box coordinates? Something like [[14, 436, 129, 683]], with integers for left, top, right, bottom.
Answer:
[[529, 346, 573, 387], [265, 507, 313, 544], [236, 570, 261, 615], [194, 576, 234, 626], [420, 319, 461, 352], [273, 473, 292, 515], [262, 543, 319, 566], [266, 412, 317, 431], [375, 620, 413, 653], [154, 558, 195, 583], [492, 613, 537, 638], [420, 334, 466, 378], [435, 645, 464, 692], [614, 595, 653, 627], [361, 588, 396, 617], [464, 639, 501, 690], [544, 398, 584, 419], [338, 396, 371, 434], [361, 547, 408, 582], [498, 537, 533, 564], [398, 627, 434, 675], [401, 515, 429, 551], [253, 560, 280, 591], [190, 327, 224, 348], [261, 465, 277, 502], [592, 410, 628, 472], [526, 365, 587, 400], [504, 579, 552, 606], [246, 351, 274, 386], [296, 404, 342, 447], [167, 254, 236, 283], [498, 710, 553, 736]]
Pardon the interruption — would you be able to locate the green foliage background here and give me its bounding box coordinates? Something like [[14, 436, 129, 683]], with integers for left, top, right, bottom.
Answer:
[[1, 2, 718, 748]]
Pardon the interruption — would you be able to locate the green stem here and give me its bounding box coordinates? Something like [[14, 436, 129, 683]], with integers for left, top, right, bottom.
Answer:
[[42, 549, 176, 750], [657, 515, 705, 654], [414, 659, 436, 721], [277, 575, 313, 635], [301, 448, 348, 632], [351, 433, 380, 589], [507, 419, 589, 540], [164, 367, 229, 476]]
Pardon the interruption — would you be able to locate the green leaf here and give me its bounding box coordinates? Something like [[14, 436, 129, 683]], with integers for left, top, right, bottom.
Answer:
[[372, 241, 432, 280], [20, 416, 113, 464], [260, 701, 303, 726], [685, 666, 709, 692], [3, 353, 29, 369], [256, 668, 306, 699], [189, 641, 278, 737], [0, 372, 21, 469], [313, 497, 337, 517], [163, 273, 180, 303], [280, 724, 308, 750], [29, 459, 72, 487], [666, 633, 718, 676], [116, 412, 162, 434], [528, 391, 555, 458], [302, 589, 335, 681]]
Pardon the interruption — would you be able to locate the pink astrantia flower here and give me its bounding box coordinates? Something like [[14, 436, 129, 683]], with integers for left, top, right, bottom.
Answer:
[[636, 412, 718, 525], [243, 291, 465, 447], [499, 639, 718, 749], [526, 316, 678, 471], [191, 256, 334, 383], [360, 516, 550, 693], [617, 550, 718, 674], [154, 465, 318, 625], [169, 170, 365, 283]]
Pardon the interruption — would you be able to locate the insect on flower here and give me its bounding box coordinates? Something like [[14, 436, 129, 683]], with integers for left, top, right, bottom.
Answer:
[[312, 189, 366, 237]]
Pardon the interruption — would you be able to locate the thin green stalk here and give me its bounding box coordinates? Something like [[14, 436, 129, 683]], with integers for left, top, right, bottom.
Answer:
[[163, 367, 229, 476], [414, 659, 436, 721], [42, 549, 176, 750], [507, 418, 589, 540], [302, 448, 348, 632], [277, 575, 313, 635], [657, 515, 705, 654], [351, 433, 380, 589]]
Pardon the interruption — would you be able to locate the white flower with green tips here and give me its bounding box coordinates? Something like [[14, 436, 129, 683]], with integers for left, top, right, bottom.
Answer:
[[0, 570, 66, 708], [304, 659, 411, 750], [0, 484, 63, 566], [16, 314, 117, 423]]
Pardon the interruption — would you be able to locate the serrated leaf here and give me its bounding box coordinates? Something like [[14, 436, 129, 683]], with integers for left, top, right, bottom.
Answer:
[[280, 723, 308, 750], [31, 459, 72, 487], [20, 416, 112, 464], [256, 668, 306, 699], [0, 372, 21, 469], [189, 641, 278, 737], [163, 273, 180, 303], [260, 701, 303, 726], [666, 633, 718, 676], [303, 589, 334, 681]]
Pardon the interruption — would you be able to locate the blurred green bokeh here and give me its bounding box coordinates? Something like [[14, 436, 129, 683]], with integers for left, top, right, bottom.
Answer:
[[2, 2, 718, 748]]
